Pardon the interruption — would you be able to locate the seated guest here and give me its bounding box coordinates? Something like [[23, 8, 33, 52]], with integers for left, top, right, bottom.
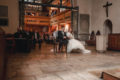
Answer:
[[46, 33, 50, 43], [43, 32, 46, 42], [96, 30, 101, 35], [14, 27, 28, 38], [28, 29, 34, 39], [14, 28, 22, 38], [43, 32, 49, 43], [86, 31, 96, 46], [90, 31, 96, 40], [14, 27, 32, 53], [49, 33, 54, 44]]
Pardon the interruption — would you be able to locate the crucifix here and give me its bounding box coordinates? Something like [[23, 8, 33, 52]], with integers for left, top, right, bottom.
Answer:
[[103, 1, 112, 17]]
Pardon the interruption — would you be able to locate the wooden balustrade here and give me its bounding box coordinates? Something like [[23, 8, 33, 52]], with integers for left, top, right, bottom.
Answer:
[[24, 10, 71, 26], [50, 10, 71, 25], [24, 15, 50, 26]]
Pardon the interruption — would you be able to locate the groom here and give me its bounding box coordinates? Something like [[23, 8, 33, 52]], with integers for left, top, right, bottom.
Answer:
[[57, 28, 69, 52], [57, 28, 64, 52]]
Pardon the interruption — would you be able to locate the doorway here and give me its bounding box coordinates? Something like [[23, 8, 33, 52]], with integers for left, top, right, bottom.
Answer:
[[104, 19, 113, 35], [103, 19, 113, 48]]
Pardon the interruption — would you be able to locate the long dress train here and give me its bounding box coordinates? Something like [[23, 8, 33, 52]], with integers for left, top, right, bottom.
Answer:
[[66, 32, 91, 54]]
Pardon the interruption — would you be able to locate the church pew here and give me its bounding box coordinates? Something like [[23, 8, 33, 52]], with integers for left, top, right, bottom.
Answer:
[[101, 72, 120, 80], [15, 38, 32, 53], [0, 33, 6, 80], [5, 35, 16, 54], [108, 34, 120, 50]]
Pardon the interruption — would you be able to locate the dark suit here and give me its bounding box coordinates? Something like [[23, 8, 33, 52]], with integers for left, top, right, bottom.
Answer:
[[57, 31, 64, 51], [33, 32, 41, 49], [28, 31, 34, 39], [57, 31, 69, 52], [43, 33, 49, 43], [14, 30, 28, 38]]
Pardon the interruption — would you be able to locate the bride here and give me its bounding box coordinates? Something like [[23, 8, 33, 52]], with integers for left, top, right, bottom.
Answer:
[[53, 30, 91, 54], [66, 32, 91, 54]]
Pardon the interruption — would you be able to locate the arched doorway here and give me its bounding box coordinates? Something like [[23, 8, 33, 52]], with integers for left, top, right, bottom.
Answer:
[[103, 19, 113, 48], [104, 19, 113, 35]]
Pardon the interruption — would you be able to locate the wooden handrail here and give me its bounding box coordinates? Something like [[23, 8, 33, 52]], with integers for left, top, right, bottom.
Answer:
[[51, 10, 71, 18]]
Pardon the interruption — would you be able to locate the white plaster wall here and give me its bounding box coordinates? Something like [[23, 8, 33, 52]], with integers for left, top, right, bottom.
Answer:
[[77, 0, 92, 14], [91, 0, 120, 34], [0, 0, 19, 34], [75, 0, 93, 38]]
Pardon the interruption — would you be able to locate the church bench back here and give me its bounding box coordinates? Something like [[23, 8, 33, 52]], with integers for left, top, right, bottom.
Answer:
[[0, 33, 6, 80], [101, 72, 120, 80]]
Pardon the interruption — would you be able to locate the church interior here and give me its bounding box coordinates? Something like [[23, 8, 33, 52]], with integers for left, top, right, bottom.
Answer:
[[0, 0, 120, 80]]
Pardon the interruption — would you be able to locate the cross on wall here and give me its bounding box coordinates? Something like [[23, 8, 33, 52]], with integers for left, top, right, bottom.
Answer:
[[103, 1, 112, 17]]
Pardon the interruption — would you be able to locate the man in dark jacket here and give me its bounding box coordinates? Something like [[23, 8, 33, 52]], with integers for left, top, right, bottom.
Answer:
[[33, 30, 41, 49], [57, 29, 64, 52], [14, 27, 28, 38]]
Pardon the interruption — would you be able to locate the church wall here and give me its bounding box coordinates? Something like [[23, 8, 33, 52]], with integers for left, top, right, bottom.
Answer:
[[0, 0, 19, 34], [2, 0, 120, 34], [77, 0, 92, 15], [91, 0, 120, 34], [75, 0, 93, 39]]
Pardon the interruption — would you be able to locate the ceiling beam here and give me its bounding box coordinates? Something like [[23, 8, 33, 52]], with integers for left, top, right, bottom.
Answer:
[[48, 0, 55, 4], [42, 0, 55, 4], [60, 0, 62, 6]]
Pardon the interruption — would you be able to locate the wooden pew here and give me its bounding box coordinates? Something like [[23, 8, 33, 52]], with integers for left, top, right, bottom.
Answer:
[[108, 34, 120, 50], [0, 32, 6, 80], [101, 72, 120, 80], [15, 38, 32, 53]]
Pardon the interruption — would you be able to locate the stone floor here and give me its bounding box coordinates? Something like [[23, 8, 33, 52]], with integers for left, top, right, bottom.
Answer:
[[6, 43, 120, 80]]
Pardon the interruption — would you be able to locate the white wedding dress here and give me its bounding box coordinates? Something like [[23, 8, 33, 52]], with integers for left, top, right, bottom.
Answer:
[[53, 31, 91, 54], [66, 32, 91, 54]]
